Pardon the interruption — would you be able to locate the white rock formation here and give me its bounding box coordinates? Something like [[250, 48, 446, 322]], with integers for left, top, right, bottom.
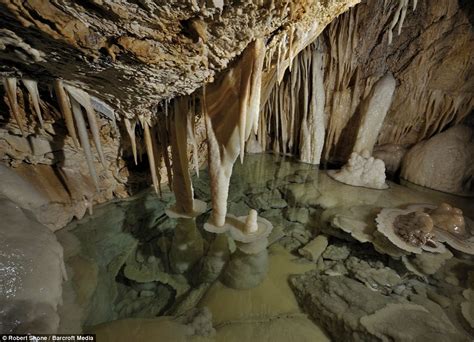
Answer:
[[299, 45, 326, 165], [353, 73, 396, 155], [373, 144, 407, 174], [328, 150, 388, 189], [401, 125, 474, 195], [203, 38, 265, 232]]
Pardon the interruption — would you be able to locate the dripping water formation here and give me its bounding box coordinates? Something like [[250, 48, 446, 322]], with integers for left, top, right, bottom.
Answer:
[[0, 0, 473, 341]]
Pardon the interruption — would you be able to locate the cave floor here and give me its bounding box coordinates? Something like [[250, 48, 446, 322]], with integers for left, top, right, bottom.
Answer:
[[56, 153, 474, 341]]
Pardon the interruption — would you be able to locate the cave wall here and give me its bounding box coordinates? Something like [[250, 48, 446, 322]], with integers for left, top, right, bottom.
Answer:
[[260, 0, 474, 164]]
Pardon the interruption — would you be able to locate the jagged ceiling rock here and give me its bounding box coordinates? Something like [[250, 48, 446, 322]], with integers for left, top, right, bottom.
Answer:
[[0, 0, 359, 115]]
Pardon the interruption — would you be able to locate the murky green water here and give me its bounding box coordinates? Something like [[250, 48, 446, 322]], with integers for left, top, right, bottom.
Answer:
[[56, 153, 474, 341]]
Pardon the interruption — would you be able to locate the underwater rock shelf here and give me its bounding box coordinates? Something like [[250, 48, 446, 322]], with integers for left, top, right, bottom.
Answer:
[[55, 154, 473, 341]]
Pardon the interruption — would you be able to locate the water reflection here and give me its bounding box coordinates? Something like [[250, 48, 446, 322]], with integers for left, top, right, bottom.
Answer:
[[58, 153, 474, 337]]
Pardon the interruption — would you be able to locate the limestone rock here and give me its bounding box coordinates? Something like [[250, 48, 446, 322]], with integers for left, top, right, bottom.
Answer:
[[322, 244, 351, 261], [290, 273, 468, 341], [345, 256, 402, 293], [0, 199, 65, 334], [298, 235, 329, 262], [284, 207, 310, 224], [401, 126, 474, 195], [360, 303, 465, 342], [403, 250, 453, 276], [290, 274, 398, 341]]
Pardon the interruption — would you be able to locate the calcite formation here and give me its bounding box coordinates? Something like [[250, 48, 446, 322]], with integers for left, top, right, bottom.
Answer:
[[429, 203, 467, 237], [203, 38, 265, 231], [393, 211, 436, 248], [328, 150, 388, 190], [401, 125, 474, 195]]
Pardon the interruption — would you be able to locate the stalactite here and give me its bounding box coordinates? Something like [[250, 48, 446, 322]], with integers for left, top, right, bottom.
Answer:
[[139, 115, 159, 194], [54, 80, 80, 148], [203, 38, 265, 231], [299, 45, 326, 164], [239, 38, 265, 162], [22, 79, 44, 128], [259, 38, 327, 165], [3, 77, 26, 136], [387, 0, 412, 45], [70, 96, 99, 191], [90, 95, 117, 132], [158, 100, 173, 190], [124, 117, 138, 165], [150, 125, 162, 197], [65, 85, 106, 168], [188, 95, 200, 177]]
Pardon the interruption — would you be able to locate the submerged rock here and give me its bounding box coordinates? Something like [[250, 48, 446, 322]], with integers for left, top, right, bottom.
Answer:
[[285, 207, 310, 224], [322, 244, 351, 261], [298, 235, 328, 262], [221, 249, 269, 290], [345, 256, 402, 293], [403, 250, 454, 276], [290, 273, 468, 341], [360, 303, 465, 342]]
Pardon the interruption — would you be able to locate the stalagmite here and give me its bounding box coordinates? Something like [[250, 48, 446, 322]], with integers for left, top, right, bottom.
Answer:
[[64, 85, 106, 168], [139, 115, 159, 194], [53, 80, 80, 148], [70, 96, 99, 191], [22, 79, 44, 128], [3, 77, 25, 136], [165, 97, 206, 218], [124, 117, 138, 165], [203, 38, 265, 232], [352, 73, 396, 155], [328, 150, 389, 190]]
